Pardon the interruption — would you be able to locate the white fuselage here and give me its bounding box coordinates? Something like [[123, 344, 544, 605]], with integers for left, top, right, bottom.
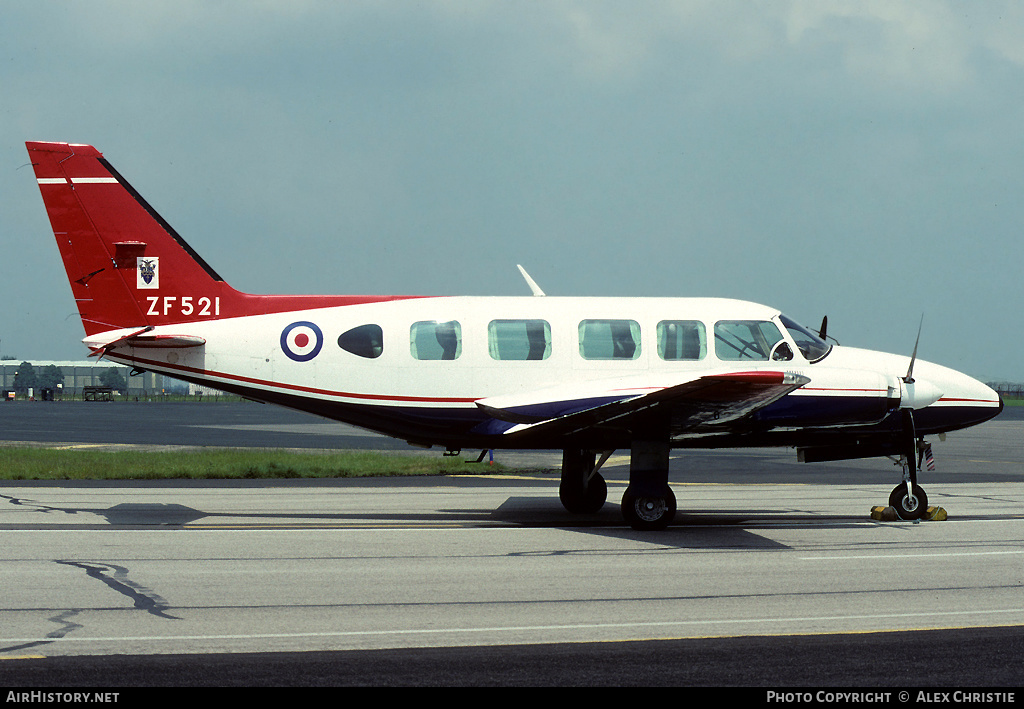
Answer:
[[92, 295, 1001, 449]]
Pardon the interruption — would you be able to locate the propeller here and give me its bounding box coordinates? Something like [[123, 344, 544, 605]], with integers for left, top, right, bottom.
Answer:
[[817, 315, 828, 341], [905, 315, 923, 384], [898, 315, 941, 409]]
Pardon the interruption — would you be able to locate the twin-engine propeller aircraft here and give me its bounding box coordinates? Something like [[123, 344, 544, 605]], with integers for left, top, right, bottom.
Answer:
[[27, 141, 1003, 529]]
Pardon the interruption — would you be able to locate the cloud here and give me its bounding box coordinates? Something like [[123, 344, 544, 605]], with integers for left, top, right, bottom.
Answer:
[[4, 1, 1024, 378], [539, 1, 1024, 96]]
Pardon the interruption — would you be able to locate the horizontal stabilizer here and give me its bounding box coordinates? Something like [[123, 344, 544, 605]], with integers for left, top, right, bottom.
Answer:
[[122, 334, 206, 348], [85, 327, 206, 358]]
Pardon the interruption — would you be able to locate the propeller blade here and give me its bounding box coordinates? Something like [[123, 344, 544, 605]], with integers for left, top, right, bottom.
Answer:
[[817, 315, 828, 341], [905, 315, 924, 383]]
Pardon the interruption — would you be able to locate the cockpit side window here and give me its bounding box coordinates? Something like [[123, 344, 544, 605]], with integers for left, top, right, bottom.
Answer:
[[714, 320, 785, 361], [779, 315, 832, 362]]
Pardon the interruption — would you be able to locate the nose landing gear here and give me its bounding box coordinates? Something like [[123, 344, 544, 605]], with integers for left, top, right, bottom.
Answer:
[[889, 480, 928, 520], [889, 409, 929, 521]]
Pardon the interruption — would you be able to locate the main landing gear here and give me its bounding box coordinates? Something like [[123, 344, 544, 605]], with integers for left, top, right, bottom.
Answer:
[[558, 441, 677, 531], [558, 449, 608, 514], [621, 486, 676, 531], [621, 440, 676, 530]]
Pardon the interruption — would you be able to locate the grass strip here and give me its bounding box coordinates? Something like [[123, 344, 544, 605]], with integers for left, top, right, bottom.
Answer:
[[0, 447, 503, 481]]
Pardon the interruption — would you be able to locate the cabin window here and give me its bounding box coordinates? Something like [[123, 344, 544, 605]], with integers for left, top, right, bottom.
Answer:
[[714, 320, 785, 361], [579, 319, 641, 360], [488, 320, 552, 360], [657, 321, 706, 360], [337, 324, 383, 359], [410, 321, 462, 360]]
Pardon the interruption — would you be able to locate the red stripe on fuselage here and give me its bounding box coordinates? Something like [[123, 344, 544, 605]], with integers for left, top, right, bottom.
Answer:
[[799, 387, 889, 393]]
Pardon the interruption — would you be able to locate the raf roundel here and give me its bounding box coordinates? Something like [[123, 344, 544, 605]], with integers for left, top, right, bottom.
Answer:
[[280, 321, 324, 362]]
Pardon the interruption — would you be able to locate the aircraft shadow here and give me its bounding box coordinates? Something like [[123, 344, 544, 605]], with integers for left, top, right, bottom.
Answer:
[[2, 492, 893, 552]]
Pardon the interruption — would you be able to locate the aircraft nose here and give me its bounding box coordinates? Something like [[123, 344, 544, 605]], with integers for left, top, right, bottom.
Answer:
[[915, 363, 1004, 432]]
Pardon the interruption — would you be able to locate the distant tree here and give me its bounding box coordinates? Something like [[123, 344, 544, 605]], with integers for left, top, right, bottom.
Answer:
[[12, 361, 37, 394], [100, 367, 127, 391], [37, 365, 65, 391]]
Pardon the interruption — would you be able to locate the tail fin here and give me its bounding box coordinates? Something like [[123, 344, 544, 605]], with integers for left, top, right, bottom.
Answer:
[[27, 141, 234, 336], [27, 141, 407, 339]]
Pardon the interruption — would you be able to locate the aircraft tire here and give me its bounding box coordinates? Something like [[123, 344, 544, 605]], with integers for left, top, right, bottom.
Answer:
[[889, 482, 928, 520], [559, 473, 607, 514], [621, 486, 676, 531]]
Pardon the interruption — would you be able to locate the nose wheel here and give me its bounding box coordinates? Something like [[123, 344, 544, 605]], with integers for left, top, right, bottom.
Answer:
[[889, 481, 928, 520]]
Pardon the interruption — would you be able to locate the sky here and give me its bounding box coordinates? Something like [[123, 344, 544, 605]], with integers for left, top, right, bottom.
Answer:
[[2, 1, 1022, 382]]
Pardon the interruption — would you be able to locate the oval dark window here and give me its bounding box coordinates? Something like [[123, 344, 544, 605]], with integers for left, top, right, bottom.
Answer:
[[338, 324, 383, 359]]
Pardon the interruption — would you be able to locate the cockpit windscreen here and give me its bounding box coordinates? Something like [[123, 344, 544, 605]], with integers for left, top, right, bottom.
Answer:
[[780, 315, 832, 362]]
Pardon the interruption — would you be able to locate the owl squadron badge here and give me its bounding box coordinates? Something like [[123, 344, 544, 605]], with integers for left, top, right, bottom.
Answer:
[[137, 257, 159, 289]]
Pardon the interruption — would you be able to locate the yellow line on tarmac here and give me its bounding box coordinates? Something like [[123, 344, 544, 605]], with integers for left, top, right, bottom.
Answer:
[[0, 655, 47, 660]]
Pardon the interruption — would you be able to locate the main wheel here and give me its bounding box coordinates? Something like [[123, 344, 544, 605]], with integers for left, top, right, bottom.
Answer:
[[889, 482, 928, 520], [559, 472, 607, 514], [621, 487, 676, 531]]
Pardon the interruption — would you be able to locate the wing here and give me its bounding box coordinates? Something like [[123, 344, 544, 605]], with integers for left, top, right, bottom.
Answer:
[[475, 370, 810, 442]]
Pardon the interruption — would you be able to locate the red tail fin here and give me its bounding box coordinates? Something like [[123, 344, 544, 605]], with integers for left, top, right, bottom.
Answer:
[[27, 141, 415, 338]]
